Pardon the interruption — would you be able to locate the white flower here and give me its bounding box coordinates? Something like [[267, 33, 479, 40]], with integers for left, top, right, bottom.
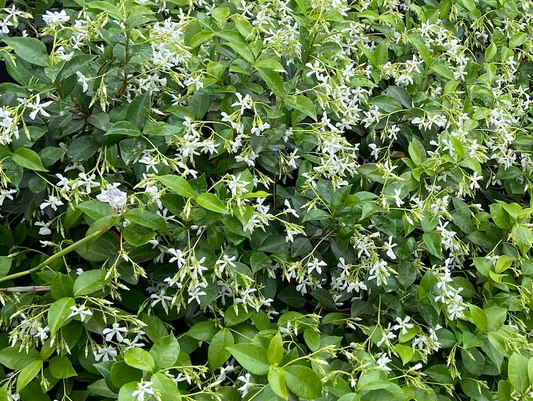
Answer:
[[34, 326, 50, 342], [35, 221, 52, 236], [383, 236, 397, 260], [76, 71, 89, 93], [132, 381, 155, 401], [150, 289, 173, 313], [392, 316, 414, 335], [40, 196, 64, 211], [469, 171, 483, 190], [68, 304, 93, 322], [0, 188, 17, 206], [237, 373, 253, 396], [376, 353, 392, 372], [27, 94, 52, 120], [102, 323, 127, 342], [215, 254, 237, 274], [94, 345, 117, 362], [42, 10, 70, 27], [97, 186, 127, 215], [377, 323, 396, 347], [392, 188, 404, 208], [167, 248, 186, 267], [307, 258, 327, 275]]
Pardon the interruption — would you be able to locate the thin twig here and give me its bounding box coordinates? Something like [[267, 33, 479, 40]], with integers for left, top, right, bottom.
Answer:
[[0, 286, 51, 292]]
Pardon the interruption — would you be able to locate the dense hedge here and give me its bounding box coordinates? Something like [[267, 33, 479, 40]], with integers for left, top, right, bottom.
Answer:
[[1, 0, 533, 400]]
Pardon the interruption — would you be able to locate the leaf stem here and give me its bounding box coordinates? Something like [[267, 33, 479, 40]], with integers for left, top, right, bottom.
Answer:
[[0, 223, 112, 285]]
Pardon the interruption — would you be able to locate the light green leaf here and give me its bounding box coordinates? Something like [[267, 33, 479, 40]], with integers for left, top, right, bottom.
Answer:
[[152, 372, 182, 401], [267, 331, 283, 365], [468, 304, 487, 332], [124, 209, 167, 232], [509, 32, 528, 49], [73, 270, 109, 297], [124, 348, 156, 373], [48, 297, 76, 335], [156, 175, 194, 198], [11, 148, 48, 172], [227, 343, 270, 375], [16, 360, 43, 393], [284, 365, 322, 399], [49, 356, 77, 379], [0, 347, 40, 370], [196, 193, 228, 214], [509, 352, 529, 393], [268, 367, 288, 400], [150, 335, 180, 370], [208, 328, 234, 371]]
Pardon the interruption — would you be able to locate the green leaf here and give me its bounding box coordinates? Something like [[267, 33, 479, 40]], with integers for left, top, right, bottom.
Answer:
[[196, 193, 228, 214], [284, 365, 322, 399], [48, 297, 76, 335], [127, 92, 151, 129], [111, 361, 142, 388], [268, 367, 288, 400], [188, 321, 218, 342], [3, 37, 49, 67], [73, 270, 109, 297], [143, 122, 183, 137], [118, 381, 138, 401], [0, 347, 41, 370], [51, 273, 74, 300], [250, 252, 271, 274], [303, 329, 320, 352], [0, 256, 12, 279], [409, 35, 430, 66], [255, 66, 284, 98], [423, 232, 444, 259], [223, 40, 255, 64], [124, 348, 156, 373], [285, 95, 317, 121], [11, 148, 48, 172], [87, 1, 123, 20], [49, 356, 77, 379], [431, 64, 454, 80], [509, 352, 529, 393], [124, 209, 167, 232], [152, 372, 182, 401], [227, 343, 270, 375], [527, 357, 533, 387], [267, 331, 283, 365], [156, 175, 194, 198], [485, 42, 497, 62], [77, 200, 112, 220], [208, 328, 234, 371], [224, 304, 252, 326], [16, 360, 43, 393], [468, 304, 487, 332], [369, 95, 402, 113], [150, 335, 180, 370], [509, 32, 527, 48], [105, 121, 142, 137]]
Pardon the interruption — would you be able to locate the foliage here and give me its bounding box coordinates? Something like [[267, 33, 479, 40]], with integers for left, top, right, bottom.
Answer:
[[1, 0, 533, 400]]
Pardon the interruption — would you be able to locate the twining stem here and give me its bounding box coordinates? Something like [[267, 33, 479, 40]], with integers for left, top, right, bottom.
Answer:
[[0, 224, 112, 285]]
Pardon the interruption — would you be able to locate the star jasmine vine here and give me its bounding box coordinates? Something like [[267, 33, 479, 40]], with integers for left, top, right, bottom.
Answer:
[[0, 0, 532, 400]]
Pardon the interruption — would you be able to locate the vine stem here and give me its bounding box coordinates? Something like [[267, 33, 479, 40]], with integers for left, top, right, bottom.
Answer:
[[0, 224, 113, 285]]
